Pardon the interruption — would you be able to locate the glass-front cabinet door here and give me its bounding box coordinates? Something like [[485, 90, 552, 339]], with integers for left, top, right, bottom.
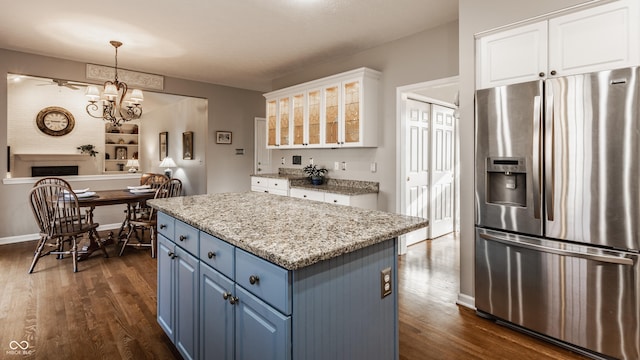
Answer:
[[292, 93, 305, 146], [267, 99, 277, 147], [307, 89, 321, 146], [343, 79, 361, 145], [324, 85, 340, 146], [278, 97, 290, 147]]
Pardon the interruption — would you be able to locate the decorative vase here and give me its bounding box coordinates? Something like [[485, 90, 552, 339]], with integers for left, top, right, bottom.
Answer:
[[311, 176, 324, 185]]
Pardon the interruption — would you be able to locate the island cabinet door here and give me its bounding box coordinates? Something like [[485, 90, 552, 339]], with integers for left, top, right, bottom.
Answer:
[[235, 286, 291, 360], [200, 263, 235, 360], [157, 235, 175, 341], [175, 247, 199, 360]]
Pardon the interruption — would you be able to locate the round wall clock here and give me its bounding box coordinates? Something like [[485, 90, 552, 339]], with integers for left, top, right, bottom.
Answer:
[[36, 106, 75, 136]]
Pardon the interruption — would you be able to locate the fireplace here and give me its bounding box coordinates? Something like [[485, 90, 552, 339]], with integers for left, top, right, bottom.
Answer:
[[32, 166, 79, 177]]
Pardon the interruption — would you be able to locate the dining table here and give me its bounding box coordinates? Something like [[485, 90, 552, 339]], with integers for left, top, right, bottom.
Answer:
[[76, 188, 157, 259]]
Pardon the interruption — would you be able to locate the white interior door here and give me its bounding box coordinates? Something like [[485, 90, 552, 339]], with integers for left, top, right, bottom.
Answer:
[[404, 99, 430, 246], [429, 104, 455, 238], [254, 117, 270, 174]]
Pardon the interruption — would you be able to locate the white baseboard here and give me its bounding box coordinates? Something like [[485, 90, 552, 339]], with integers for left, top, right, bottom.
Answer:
[[456, 293, 476, 310], [0, 223, 122, 246]]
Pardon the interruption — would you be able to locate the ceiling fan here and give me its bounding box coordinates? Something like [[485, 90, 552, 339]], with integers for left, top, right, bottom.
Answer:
[[37, 78, 87, 90]]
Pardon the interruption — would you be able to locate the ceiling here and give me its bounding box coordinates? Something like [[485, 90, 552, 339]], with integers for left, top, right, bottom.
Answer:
[[0, 0, 458, 92]]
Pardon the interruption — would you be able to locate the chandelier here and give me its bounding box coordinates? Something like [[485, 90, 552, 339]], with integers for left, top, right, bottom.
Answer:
[[85, 41, 143, 127]]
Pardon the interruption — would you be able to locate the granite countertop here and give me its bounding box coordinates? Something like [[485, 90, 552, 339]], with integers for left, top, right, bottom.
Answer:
[[149, 192, 426, 270]]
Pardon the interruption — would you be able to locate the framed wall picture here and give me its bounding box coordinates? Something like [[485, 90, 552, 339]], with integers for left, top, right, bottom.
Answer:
[[183, 131, 194, 160], [159, 131, 168, 160], [115, 146, 128, 160], [216, 131, 232, 144]]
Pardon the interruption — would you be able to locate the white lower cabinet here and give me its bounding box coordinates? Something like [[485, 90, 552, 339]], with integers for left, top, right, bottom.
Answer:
[[251, 176, 289, 196], [290, 188, 377, 210]]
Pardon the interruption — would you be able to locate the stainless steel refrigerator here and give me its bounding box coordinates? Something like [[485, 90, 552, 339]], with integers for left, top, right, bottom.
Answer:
[[475, 66, 640, 360]]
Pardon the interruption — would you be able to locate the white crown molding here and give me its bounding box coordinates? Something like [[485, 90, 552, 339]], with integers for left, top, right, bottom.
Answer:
[[86, 64, 164, 90]]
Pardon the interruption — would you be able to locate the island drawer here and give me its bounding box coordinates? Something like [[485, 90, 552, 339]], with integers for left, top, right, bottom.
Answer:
[[268, 178, 289, 190], [157, 212, 175, 239], [174, 220, 199, 256], [200, 232, 235, 279], [235, 249, 292, 315], [325, 193, 350, 206], [290, 188, 324, 202]]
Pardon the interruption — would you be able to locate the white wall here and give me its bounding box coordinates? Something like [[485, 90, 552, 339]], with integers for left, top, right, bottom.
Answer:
[[457, 0, 593, 303]]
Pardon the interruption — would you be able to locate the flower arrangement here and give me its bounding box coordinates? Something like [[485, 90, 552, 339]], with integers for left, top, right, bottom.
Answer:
[[77, 144, 99, 157], [303, 164, 328, 185]]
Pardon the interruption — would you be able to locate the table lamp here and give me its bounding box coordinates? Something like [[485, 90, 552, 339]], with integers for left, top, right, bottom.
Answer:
[[126, 159, 140, 173], [159, 157, 177, 178]]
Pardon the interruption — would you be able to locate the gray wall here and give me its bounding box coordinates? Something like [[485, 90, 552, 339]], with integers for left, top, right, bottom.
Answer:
[[270, 21, 459, 213], [0, 48, 264, 240], [458, 0, 592, 303]]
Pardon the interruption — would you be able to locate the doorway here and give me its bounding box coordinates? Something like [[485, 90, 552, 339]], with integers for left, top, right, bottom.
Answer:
[[397, 76, 459, 254]]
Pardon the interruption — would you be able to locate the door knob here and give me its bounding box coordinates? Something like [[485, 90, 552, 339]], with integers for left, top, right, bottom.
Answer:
[[249, 275, 260, 285]]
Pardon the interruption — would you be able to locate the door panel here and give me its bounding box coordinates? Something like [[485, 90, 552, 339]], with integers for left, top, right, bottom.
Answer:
[[255, 118, 271, 174], [405, 99, 429, 245], [429, 104, 455, 239], [545, 67, 640, 251]]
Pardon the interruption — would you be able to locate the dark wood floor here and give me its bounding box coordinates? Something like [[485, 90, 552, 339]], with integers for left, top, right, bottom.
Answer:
[[0, 232, 589, 359]]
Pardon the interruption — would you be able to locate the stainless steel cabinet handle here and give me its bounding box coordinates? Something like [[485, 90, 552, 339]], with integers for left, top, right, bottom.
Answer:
[[249, 275, 259, 285], [207, 251, 216, 259], [479, 233, 634, 266], [179, 235, 186, 241]]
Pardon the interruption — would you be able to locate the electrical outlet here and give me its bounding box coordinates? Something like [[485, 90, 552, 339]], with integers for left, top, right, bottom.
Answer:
[[334, 162, 340, 171], [309, 157, 314, 165], [281, 157, 285, 165], [341, 161, 347, 171], [381, 267, 392, 298], [370, 162, 377, 173]]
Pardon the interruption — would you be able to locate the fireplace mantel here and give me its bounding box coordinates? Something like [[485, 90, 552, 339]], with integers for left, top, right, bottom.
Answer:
[[14, 154, 90, 161]]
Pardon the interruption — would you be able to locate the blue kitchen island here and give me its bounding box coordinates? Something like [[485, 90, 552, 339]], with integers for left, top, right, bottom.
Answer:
[[148, 192, 427, 360]]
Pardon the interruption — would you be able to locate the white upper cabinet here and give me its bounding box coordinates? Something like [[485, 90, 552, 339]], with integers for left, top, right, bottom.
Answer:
[[476, 21, 548, 89], [548, 0, 639, 78], [264, 67, 381, 149], [476, 0, 640, 89]]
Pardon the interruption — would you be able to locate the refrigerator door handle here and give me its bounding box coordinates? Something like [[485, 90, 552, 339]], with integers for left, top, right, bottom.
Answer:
[[544, 89, 555, 221], [532, 95, 542, 219], [479, 232, 634, 266]]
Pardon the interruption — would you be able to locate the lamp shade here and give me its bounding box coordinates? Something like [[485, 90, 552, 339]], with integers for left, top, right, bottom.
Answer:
[[85, 85, 101, 101], [126, 159, 140, 167], [159, 157, 176, 168], [130, 89, 144, 103]]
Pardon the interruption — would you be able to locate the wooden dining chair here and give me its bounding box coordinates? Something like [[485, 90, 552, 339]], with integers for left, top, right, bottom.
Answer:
[[120, 178, 182, 258], [28, 184, 106, 273], [117, 173, 169, 239], [33, 176, 73, 188]]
